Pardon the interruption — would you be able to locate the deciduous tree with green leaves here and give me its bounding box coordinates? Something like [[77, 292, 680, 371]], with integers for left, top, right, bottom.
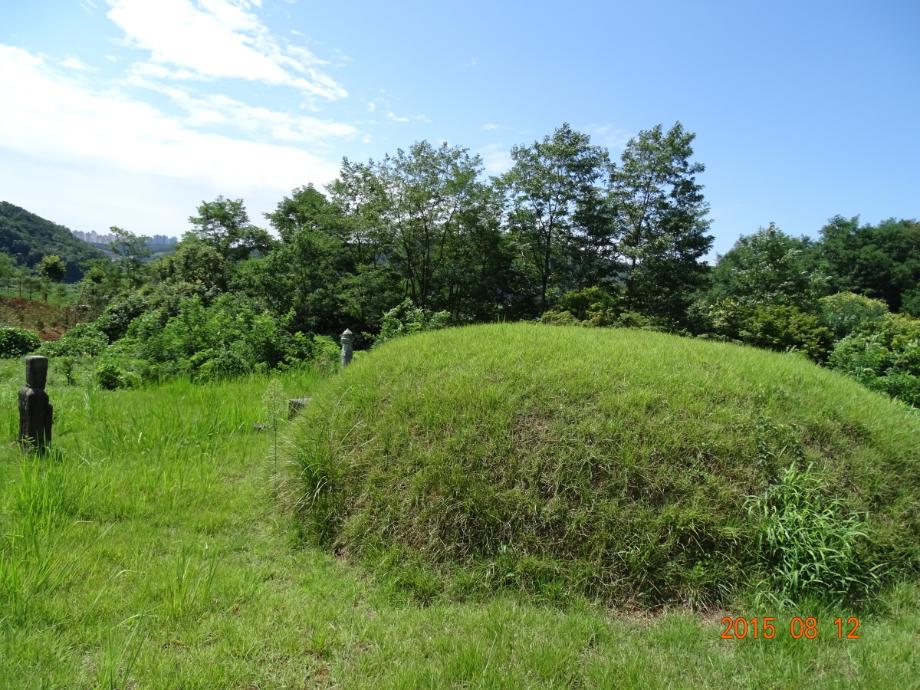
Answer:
[[610, 122, 712, 323], [500, 123, 611, 314]]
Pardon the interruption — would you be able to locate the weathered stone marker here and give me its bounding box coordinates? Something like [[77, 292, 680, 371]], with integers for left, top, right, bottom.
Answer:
[[19, 355, 52, 453], [288, 397, 311, 419], [340, 328, 354, 368]]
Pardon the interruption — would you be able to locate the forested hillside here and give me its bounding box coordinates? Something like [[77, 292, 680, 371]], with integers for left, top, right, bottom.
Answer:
[[0, 201, 104, 281]]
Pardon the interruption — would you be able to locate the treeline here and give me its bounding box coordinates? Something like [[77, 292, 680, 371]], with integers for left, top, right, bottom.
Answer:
[[17, 122, 920, 404]]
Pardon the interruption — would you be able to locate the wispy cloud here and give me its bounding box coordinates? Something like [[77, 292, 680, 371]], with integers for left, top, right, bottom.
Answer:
[[0, 46, 340, 194], [60, 56, 94, 71], [129, 76, 359, 145], [587, 123, 630, 151], [481, 123, 499, 131], [478, 143, 512, 176], [368, 94, 429, 124], [106, 0, 347, 100]]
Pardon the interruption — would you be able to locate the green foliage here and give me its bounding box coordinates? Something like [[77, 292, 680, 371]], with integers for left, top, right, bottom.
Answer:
[[612, 122, 713, 322], [819, 216, 920, 312], [708, 223, 825, 308], [95, 362, 130, 390], [819, 292, 889, 340], [37, 254, 66, 283], [700, 299, 832, 360], [541, 287, 619, 326], [746, 464, 879, 607], [0, 326, 41, 358], [500, 123, 610, 313], [376, 298, 450, 344], [902, 287, 920, 317], [187, 196, 274, 262], [828, 313, 920, 407], [290, 324, 920, 608], [59, 357, 77, 385], [39, 322, 109, 357], [0, 201, 104, 281], [123, 293, 315, 381]]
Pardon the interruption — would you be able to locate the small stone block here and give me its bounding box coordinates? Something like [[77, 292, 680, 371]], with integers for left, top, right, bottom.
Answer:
[[288, 397, 311, 419]]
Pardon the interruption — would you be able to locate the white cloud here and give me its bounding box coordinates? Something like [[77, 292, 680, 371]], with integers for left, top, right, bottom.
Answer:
[[106, 0, 347, 100], [479, 143, 512, 176], [368, 94, 429, 125], [60, 56, 93, 71], [385, 110, 430, 124], [129, 76, 358, 144], [0, 46, 340, 196], [587, 123, 629, 151], [481, 123, 499, 131]]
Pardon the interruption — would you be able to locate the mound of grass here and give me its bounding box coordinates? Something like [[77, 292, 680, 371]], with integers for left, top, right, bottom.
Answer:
[[290, 323, 920, 608]]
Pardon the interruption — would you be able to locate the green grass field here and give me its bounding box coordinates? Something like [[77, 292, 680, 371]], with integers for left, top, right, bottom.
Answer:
[[1, 342, 919, 688]]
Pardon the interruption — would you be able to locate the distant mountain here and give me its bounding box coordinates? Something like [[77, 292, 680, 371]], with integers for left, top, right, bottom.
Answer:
[[0, 201, 105, 282]]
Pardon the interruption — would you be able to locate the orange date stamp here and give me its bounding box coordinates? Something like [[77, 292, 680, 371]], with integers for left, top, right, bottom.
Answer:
[[720, 616, 861, 640]]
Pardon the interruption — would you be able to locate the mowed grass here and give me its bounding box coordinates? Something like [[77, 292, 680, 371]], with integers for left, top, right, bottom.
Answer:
[[0, 353, 917, 688]]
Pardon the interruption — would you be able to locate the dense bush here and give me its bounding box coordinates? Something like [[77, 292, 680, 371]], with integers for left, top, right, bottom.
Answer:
[[39, 322, 108, 357], [701, 299, 832, 360], [120, 293, 321, 381], [375, 299, 450, 345], [819, 292, 889, 340], [0, 326, 40, 358], [95, 362, 127, 390], [828, 314, 920, 407]]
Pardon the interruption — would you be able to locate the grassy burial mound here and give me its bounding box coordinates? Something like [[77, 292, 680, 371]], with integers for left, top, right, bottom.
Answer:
[[289, 323, 920, 608]]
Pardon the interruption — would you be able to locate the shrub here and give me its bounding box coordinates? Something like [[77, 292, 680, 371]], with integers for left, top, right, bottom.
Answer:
[[819, 292, 889, 340], [0, 327, 41, 358], [96, 363, 127, 390], [829, 313, 920, 407], [542, 287, 620, 326], [40, 322, 108, 357], [376, 298, 450, 344], [702, 299, 832, 360], [124, 293, 315, 380]]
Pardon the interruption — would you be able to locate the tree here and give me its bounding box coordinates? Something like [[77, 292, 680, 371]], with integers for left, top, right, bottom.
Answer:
[[330, 141, 493, 315], [500, 123, 611, 314], [610, 122, 712, 323], [38, 254, 66, 283], [707, 223, 826, 308], [818, 216, 920, 312], [188, 197, 274, 262], [108, 227, 150, 288], [258, 185, 349, 332]]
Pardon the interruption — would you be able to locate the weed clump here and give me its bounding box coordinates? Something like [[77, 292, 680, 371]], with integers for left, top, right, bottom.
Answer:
[[289, 323, 920, 608]]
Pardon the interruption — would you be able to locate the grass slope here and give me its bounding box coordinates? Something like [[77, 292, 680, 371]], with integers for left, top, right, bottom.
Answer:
[[290, 323, 920, 607], [0, 360, 918, 687]]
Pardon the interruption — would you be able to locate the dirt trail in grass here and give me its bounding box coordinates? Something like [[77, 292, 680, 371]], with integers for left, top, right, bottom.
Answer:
[[1, 371, 919, 689]]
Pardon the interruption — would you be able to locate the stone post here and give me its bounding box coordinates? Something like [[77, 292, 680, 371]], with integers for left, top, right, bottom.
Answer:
[[19, 355, 53, 453], [340, 328, 354, 368]]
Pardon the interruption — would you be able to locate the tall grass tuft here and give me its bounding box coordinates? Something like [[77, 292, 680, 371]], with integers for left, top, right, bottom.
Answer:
[[746, 463, 880, 607]]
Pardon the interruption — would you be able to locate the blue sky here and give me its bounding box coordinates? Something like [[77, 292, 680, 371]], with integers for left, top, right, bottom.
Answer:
[[1, 0, 917, 256]]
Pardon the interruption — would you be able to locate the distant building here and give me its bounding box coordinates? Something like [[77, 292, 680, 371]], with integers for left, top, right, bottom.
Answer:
[[71, 230, 178, 246]]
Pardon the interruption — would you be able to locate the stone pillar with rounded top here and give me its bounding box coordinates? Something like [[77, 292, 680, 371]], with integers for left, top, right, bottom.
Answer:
[[19, 355, 53, 453], [340, 328, 354, 368]]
